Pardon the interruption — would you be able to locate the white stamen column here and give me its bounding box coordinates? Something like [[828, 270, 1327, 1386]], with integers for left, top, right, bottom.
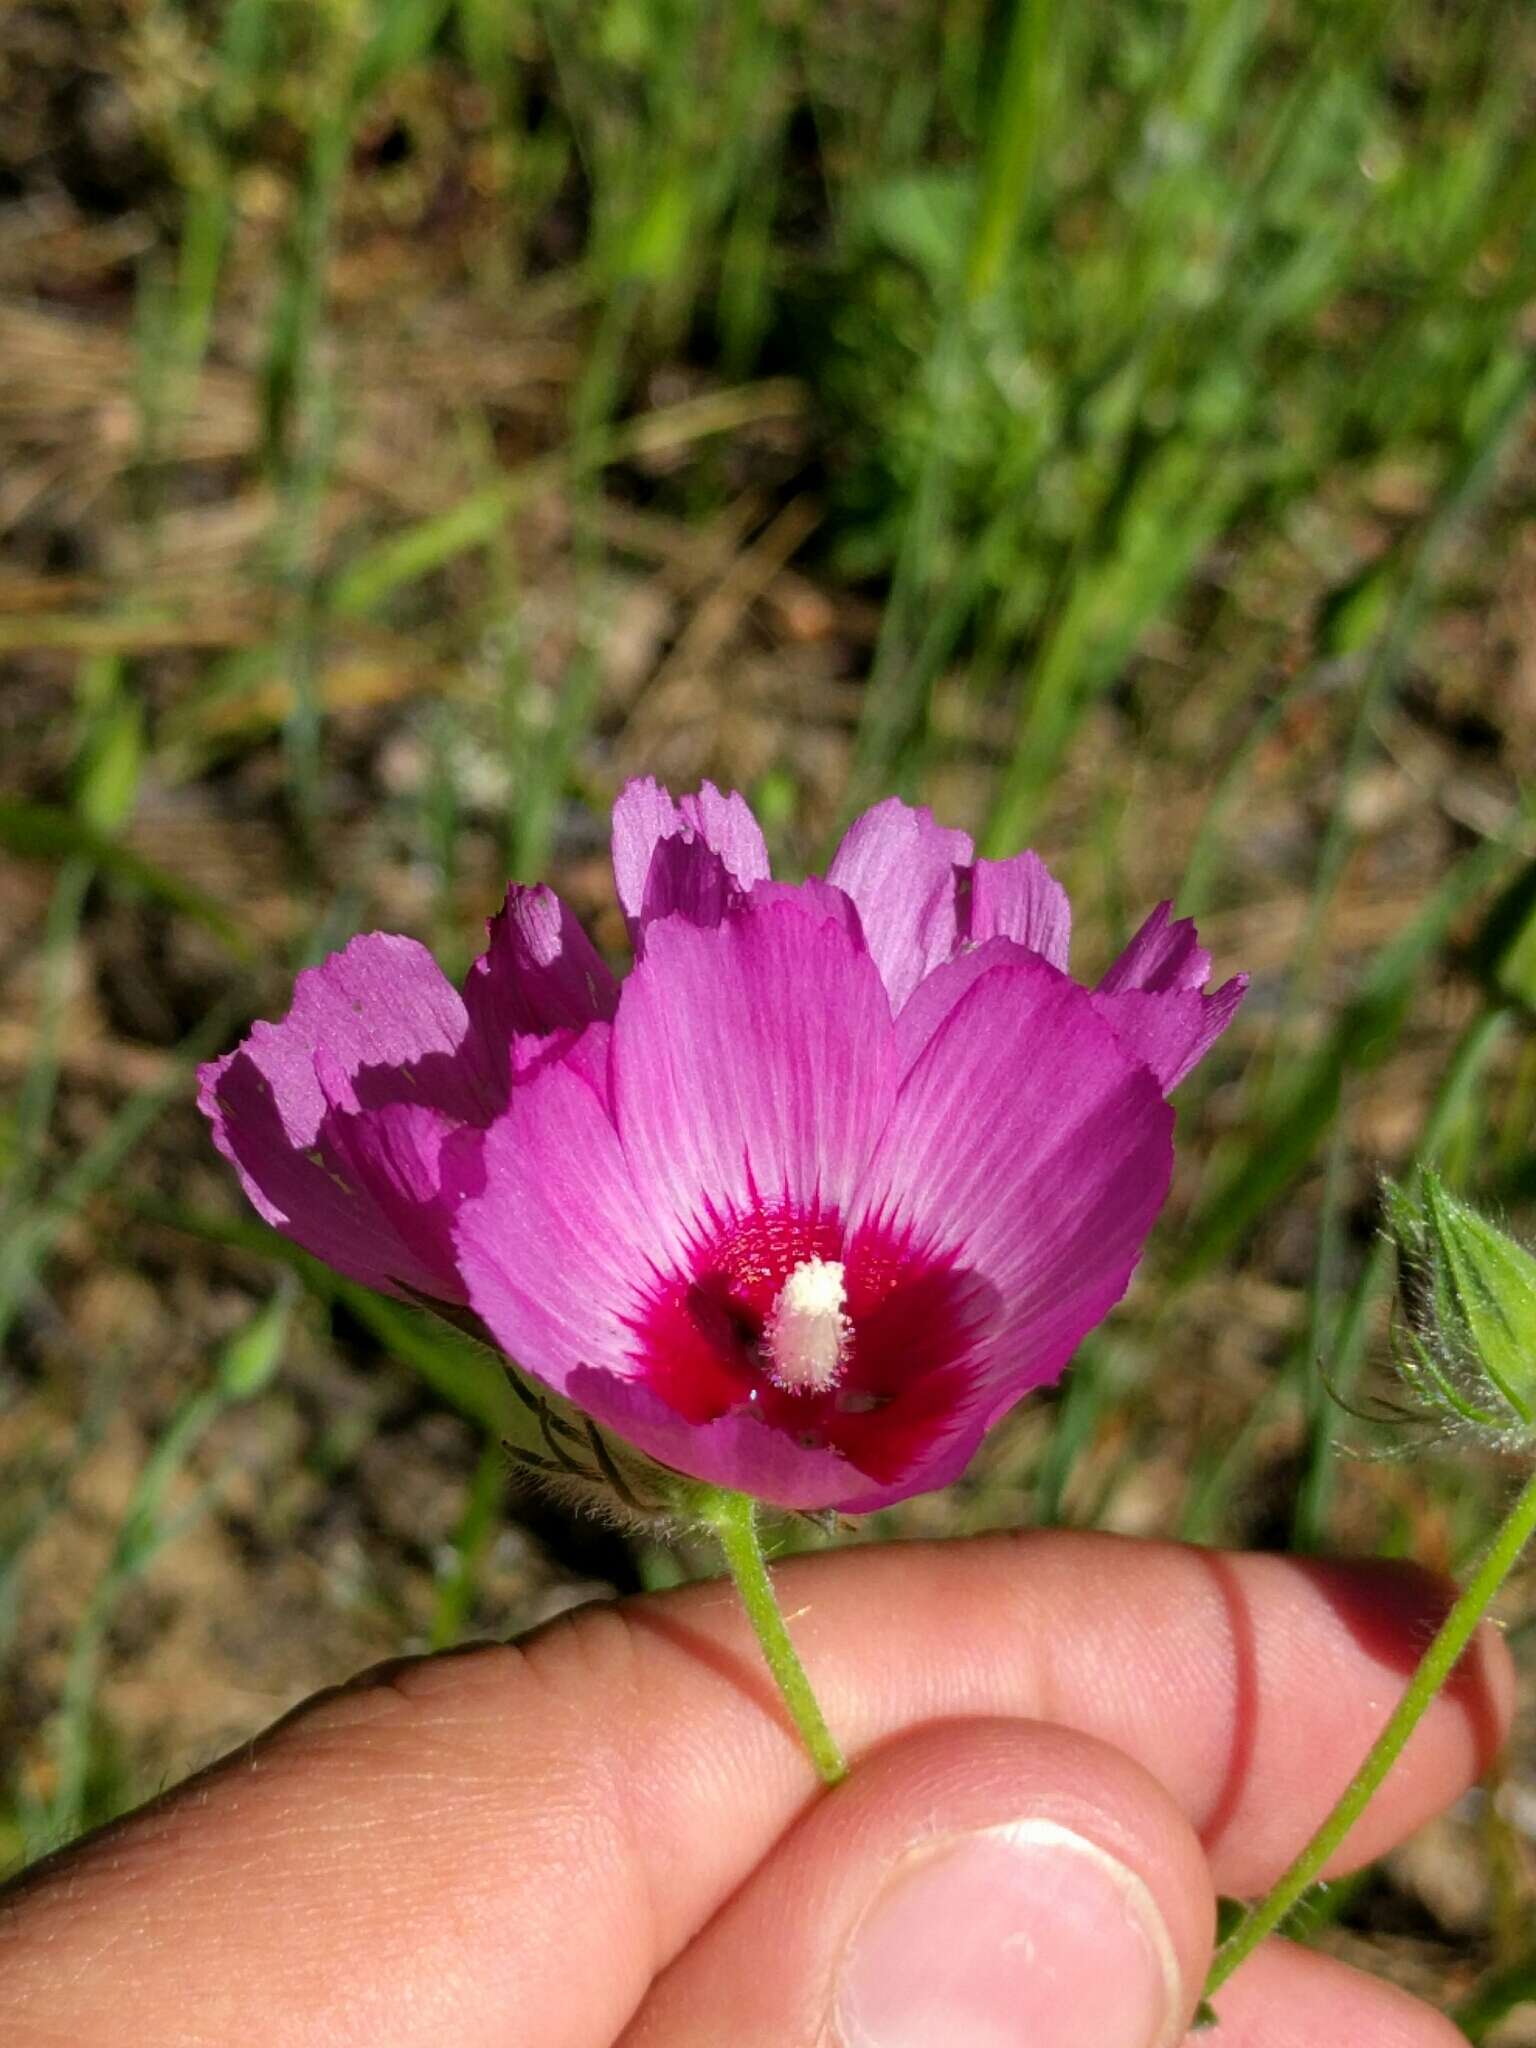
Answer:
[[763, 1257, 850, 1395]]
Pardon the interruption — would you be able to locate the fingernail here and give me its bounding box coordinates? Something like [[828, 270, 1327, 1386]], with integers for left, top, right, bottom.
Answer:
[[834, 1817, 1181, 2048]]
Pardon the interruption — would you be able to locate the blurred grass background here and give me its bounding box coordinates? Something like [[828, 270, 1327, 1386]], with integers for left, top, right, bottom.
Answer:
[[2, 0, 1536, 2027]]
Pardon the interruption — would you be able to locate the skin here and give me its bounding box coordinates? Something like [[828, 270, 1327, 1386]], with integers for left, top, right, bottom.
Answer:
[[0, 1529, 1512, 2047]]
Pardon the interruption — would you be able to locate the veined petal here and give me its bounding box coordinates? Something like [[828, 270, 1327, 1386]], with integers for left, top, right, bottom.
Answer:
[[827, 1406, 993, 1514], [559, 1016, 615, 1109], [612, 776, 770, 937], [198, 932, 484, 1150], [746, 875, 867, 947], [826, 798, 973, 1009], [455, 1060, 664, 1398], [611, 893, 897, 1263], [890, 936, 1035, 1081], [1099, 900, 1210, 995], [563, 1367, 864, 1512], [196, 933, 491, 1298], [851, 955, 1173, 1404], [966, 849, 1071, 968], [677, 782, 772, 888], [463, 887, 618, 1083], [1093, 977, 1247, 1094], [612, 777, 679, 929], [310, 1090, 482, 1300], [639, 831, 741, 932], [201, 1051, 477, 1300]]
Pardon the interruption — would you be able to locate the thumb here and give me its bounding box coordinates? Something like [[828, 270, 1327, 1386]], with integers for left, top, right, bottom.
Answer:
[[619, 1716, 1213, 2048]]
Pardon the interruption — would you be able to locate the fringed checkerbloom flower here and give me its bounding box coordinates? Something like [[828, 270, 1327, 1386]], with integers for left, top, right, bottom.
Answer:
[[200, 784, 1244, 1512]]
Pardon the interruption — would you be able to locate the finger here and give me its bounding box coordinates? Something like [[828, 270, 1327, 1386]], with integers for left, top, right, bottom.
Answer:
[[620, 1716, 1213, 2048], [1191, 1937, 1469, 2047], [0, 1533, 1509, 2048]]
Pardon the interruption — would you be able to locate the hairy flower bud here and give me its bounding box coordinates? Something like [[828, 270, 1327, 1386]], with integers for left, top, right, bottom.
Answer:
[[1386, 1169, 1536, 1440]]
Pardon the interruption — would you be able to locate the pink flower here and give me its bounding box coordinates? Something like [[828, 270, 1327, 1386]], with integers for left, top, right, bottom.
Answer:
[[200, 783, 1244, 1512]]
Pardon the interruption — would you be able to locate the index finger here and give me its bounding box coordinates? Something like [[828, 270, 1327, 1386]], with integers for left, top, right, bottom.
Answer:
[[0, 1531, 1511, 2048]]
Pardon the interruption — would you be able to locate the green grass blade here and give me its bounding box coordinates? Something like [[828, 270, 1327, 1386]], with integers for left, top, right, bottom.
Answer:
[[0, 802, 251, 958]]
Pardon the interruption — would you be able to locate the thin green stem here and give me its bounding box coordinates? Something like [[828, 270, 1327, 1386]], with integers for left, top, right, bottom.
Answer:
[[703, 1490, 847, 1787], [1206, 1465, 1536, 2000]]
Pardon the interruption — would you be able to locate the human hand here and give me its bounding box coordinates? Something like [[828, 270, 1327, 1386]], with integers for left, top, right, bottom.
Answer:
[[0, 1531, 1511, 2047]]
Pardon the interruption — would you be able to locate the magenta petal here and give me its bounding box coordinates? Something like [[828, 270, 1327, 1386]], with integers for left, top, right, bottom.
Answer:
[[198, 932, 484, 1149], [196, 933, 493, 1296], [310, 1091, 481, 1300], [966, 850, 1071, 968], [564, 1366, 866, 1510], [612, 776, 770, 936], [1093, 901, 1246, 1092], [463, 885, 618, 1086], [558, 1016, 614, 1108], [1093, 977, 1247, 1093], [639, 831, 741, 931], [455, 1060, 663, 1398], [677, 783, 771, 889], [889, 936, 1036, 1080], [851, 956, 1174, 1406], [202, 1049, 476, 1300], [313, 1050, 468, 1212], [747, 875, 867, 946], [611, 892, 897, 1261], [826, 1406, 994, 1514], [612, 778, 681, 928], [826, 798, 975, 1009], [1099, 901, 1210, 995]]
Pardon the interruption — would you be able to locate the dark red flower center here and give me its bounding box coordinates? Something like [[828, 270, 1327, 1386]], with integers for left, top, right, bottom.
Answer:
[[630, 1204, 986, 1483]]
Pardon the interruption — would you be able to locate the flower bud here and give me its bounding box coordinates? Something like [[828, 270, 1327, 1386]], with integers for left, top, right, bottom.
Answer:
[[1386, 1169, 1536, 1436]]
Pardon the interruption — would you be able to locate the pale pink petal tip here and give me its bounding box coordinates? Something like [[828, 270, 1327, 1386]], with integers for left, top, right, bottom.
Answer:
[[826, 798, 1075, 1006], [611, 775, 770, 940], [826, 796, 974, 1009], [1094, 901, 1247, 1092], [464, 884, 618, 1081], [1099, 899, 1209, 994]]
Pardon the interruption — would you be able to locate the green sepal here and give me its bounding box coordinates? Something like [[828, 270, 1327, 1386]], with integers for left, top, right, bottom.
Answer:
[[1420, 1171, 1536, 1424], [1385, 1170, 1536, 1433]]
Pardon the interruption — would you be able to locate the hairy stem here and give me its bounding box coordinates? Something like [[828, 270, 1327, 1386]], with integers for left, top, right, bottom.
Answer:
[[704, 1489, 847, 1787]]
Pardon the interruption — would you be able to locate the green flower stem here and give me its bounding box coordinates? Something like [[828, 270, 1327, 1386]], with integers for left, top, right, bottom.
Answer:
[[1206, 1465, 1536, 2001], [703, 1489, 847, 1787]]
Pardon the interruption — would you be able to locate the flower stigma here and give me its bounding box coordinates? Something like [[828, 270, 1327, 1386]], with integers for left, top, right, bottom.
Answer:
[[762, 1256, 851, 1395]]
